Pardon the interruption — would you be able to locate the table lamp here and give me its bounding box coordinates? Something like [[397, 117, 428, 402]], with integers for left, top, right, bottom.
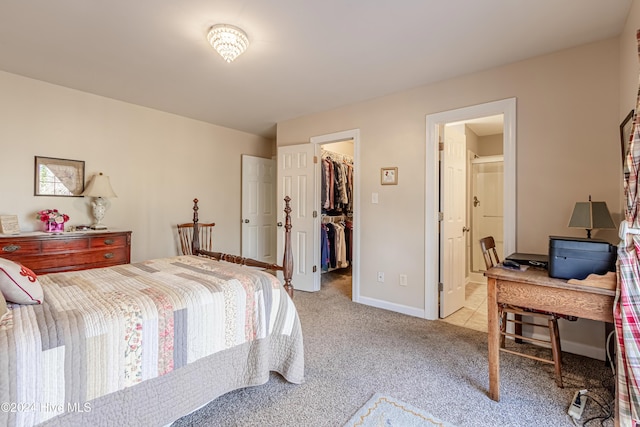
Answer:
[[81, 172, 117, 230], [568, 195, 615, 238]]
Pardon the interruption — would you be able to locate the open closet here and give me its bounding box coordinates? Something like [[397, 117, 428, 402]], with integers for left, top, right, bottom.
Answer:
[[320, 140, 354, 293]]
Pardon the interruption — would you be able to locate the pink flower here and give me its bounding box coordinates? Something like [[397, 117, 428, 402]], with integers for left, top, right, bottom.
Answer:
[[36, 209, 70, 223]]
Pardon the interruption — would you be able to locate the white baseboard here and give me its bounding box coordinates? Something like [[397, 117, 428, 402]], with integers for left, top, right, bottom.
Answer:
[[468, 271, 486, 284], [357, 295, 426, 318], [528, 330, 606, 361]]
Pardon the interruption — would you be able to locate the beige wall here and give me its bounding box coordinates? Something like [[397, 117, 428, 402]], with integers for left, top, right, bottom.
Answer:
[[477, 134, 503, 156], [278, 37, 619, 298], [278, 38, 620, 357], [620, 0, 640, 120], [0, 71, 273, 262]]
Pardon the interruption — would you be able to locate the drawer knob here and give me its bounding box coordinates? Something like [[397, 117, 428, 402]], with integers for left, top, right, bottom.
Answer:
[[104, 239, 115, 245], [2, 244, 20, 253], [104, 253, 114, 259]]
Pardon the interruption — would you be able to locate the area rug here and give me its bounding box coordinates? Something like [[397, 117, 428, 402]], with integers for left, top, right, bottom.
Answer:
[[344, 393, 456, 427]]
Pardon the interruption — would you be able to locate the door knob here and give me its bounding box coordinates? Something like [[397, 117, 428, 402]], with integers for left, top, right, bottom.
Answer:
[[473, 196, 480, 207], [462, 226, 470, 233], [244, 219, 249, 223], [277, 222, 283, 227]]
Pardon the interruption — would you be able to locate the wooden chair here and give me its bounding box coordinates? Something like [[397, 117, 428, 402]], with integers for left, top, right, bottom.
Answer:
[[479, 236, 564, 388], [177, 222, 215, 255]]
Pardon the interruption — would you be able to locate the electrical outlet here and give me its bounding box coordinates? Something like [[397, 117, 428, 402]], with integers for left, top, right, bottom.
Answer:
[[377, 272, 384, 282], [399, 274, 407, 286]]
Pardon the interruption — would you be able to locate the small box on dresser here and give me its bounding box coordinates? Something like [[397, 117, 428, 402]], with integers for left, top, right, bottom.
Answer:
[[0, 230, 131, 274]]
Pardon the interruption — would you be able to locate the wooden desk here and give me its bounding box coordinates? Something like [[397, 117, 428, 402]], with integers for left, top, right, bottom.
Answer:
[[484, 266, 615, 402]]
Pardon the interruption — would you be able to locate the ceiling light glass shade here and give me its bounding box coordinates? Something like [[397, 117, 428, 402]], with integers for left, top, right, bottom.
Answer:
[[207, 24, 249, 63]]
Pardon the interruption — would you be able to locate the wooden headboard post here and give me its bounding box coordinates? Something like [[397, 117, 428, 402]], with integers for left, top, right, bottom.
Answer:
[[190, 197, 295, 298], [282, 196, 293, 296], [191, 198, 200, 254]]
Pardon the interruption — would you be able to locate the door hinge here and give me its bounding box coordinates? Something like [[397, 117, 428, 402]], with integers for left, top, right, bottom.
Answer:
[[438, 282, 443, 292], [313, 265, 317, 272], [313, 210, 317, 218], [438, 212, 444, 222], [314, 155, 318, 164]]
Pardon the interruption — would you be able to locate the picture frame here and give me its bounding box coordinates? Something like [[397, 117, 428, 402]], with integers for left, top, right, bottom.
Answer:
[[620, 109, 634, 168], [381, 167, 398, 185], [34, 156, 85, 197], [0, 215, 20, 235]]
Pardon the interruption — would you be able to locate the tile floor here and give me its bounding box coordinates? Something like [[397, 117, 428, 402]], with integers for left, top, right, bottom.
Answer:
[[440, 281, 488, 332]]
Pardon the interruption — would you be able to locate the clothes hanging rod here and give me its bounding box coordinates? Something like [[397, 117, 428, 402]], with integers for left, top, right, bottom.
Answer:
[[321, 149, 353, 163]]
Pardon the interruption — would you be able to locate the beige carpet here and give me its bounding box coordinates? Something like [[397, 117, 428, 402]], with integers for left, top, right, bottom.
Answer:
[[173, 268, 614, 426]]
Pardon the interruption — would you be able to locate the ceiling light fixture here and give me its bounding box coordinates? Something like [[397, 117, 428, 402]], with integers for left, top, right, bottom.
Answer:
[[207, 24, 249, 63]]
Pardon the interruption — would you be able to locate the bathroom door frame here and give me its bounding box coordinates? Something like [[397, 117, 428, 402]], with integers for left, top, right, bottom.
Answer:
[[425, 98, 516, 320]]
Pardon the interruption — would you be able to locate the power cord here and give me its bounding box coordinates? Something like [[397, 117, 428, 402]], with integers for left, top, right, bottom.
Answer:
[[580, 392, 613, 426], [605, 329, 616, 377], [565, 330, 617, 426]]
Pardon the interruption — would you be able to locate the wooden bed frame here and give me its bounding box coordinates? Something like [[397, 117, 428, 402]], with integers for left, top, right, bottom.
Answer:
[[0, 197, 302, 427], [190, 196, 294, 297]]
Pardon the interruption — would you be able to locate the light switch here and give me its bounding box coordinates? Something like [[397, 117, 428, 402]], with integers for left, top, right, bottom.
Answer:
[[372, 192, 378, 204]]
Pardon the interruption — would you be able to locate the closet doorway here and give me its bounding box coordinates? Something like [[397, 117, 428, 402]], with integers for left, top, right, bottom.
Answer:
[[310, 129, 361, 302], [319, 140, 354, 298]]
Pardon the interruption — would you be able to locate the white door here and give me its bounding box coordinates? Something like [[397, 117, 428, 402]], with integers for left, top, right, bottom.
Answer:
[[277, 144, 319, 292], [440, 124, 467, 318], [241, 155, 276, 263]]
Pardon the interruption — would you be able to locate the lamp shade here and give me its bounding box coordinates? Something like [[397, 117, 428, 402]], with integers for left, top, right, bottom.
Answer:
[[81, 173, 117, 198], [568, 197, 615, 238]]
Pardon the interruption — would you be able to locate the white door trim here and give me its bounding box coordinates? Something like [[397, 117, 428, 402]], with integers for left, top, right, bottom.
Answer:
[[310, 129, 361, 302], [425, 98, 516, 320]]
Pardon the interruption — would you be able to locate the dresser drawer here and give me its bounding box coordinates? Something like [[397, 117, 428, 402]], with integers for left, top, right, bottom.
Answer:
[[42, 238, 89, 252], [91, 235, 127, 248], [74, 247, 129, 265], [0, 240, 41, 255]]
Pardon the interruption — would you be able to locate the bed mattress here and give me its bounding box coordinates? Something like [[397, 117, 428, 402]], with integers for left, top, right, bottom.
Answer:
[[0, 255, 304, 426]]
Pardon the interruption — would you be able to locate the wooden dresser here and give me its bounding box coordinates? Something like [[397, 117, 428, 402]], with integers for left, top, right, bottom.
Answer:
[[0, 230, 131, 274]]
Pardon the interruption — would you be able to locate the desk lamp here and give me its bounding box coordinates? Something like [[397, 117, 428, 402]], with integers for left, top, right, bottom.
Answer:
[[568, 195, 615, 238], [81, 173, 117, 230]]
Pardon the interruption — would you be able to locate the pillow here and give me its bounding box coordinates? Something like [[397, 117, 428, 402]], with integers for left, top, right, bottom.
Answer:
[[0, 258, 43, 304], [0, 291, 8, 323]]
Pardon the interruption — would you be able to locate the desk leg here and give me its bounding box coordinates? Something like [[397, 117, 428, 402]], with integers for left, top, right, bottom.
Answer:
[[487, 277, 500, 401]]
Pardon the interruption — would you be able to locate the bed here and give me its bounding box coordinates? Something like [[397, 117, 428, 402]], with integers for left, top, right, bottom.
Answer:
[[0, 197, 304, 427]]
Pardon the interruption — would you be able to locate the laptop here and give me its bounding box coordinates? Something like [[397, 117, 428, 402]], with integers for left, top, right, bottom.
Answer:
[[505, 252, 549, 269]]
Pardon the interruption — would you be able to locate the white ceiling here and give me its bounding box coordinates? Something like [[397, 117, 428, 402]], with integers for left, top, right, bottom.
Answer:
[[0, 1, 631, 139]]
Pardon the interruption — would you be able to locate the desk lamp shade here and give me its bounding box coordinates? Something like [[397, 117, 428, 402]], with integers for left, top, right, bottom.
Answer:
[[568, 196, 615, 238], [81, 173, 117, 230]]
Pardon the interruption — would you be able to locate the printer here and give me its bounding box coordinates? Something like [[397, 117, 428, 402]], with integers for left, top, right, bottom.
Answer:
[[548, 236, 617, 280]]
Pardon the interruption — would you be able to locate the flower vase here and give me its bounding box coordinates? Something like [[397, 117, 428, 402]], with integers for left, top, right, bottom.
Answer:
[[44, 222, 64, 233]]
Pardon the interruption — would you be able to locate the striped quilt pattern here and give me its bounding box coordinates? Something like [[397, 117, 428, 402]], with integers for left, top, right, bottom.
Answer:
[[0, 255, 299, 426]]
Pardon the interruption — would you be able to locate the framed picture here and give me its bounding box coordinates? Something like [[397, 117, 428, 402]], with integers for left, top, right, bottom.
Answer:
[[34, 156, 85, 197], [0, 215, 20, 235], [381, 167, 398, 185], [620, 109, 634, 168]]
